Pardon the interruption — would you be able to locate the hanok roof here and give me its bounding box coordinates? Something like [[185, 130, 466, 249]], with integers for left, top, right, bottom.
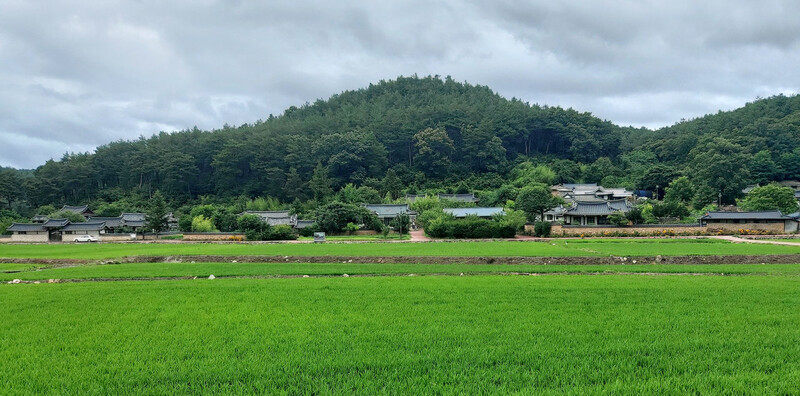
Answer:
[[443, 207, 504, 218], [241, 211, 297, 226], [88, 216, 124, 228], [562, 183, 598, 190], [62, 222, 106, 231], [7, 223, 46, 232], [295, 220, 315, 229], [363, 204, 416, 218], [121, 213, 146, 221], [699, 211, 792, 221], [437, 193, 478, 203], [405, 194, 426, 202], [61, 205, 92, 214], [31, 214, 49, 223], [42, 219, 70, 228], [565, 200, 630, 216]]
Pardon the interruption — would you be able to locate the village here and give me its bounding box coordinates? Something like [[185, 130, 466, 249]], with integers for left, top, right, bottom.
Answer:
[[6, 181, 800, 243]]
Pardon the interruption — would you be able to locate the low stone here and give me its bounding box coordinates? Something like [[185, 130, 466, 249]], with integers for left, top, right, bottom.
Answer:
[[11, 279, 21, 284], [342, 274, 349, 277], [208, 274, 216, 280], [302, 275, 310, 278]]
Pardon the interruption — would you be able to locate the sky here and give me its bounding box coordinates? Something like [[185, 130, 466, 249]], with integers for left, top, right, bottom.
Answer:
[[1, 0, 799, 169]]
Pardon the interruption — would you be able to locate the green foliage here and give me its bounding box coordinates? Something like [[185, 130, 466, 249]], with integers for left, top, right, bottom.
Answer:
[[583, 157, 620, 184], [381, 169, 403, 200], [739, 184, 798, 214], [498, 209, 527, 232], [178, 215, 193, 232], [533, 221, 552, 237], [389, 213, 410, 234], [314, 201, 379, 233], [191, 215, 217, 232], [663, 176, 695, 205], [516, 185, 559, 222], [413, 127, 454, 178], [606, 212, 629, 227], [689, 138, 751, 205], [651, 201, 691, 220], [625, 207, 645, 225], [34, 205, 56, 216], [50, 210, 86, 223], [145, 191, 169, 233], [246, 197, 283, 211], [344, 222, 360, 233], [426, 217, 516, 239], [310, 162, 334, 201], [508, 162, 556, 187]]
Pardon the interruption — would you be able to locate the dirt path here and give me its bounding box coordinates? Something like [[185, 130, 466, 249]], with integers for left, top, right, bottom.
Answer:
[[711, 236, 800, 246], [409, 230, 431, 242]]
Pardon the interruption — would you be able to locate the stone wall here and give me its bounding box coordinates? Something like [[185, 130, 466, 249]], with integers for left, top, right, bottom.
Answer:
[[705, 222, 785, 234], [182, 233, 245, 241], [10, 232, 49, 242], [530, 224, 707, 237]]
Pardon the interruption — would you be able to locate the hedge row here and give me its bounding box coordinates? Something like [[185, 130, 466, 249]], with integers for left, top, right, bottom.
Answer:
[[426, 218, 516, 239]]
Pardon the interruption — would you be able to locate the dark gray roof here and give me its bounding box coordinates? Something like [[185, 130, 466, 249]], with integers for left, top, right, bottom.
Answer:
[[363, 204, 416, 218], [437, 193, 478, 203], [7, 223, 46, 232], [700, 211, 791, 221], [565, 200, 630, 216], [88, 217, 123, 228], [294, 220, 315, 229], [121, 213, 146, 221], [31, 214, 49, 222], [125, 220, 146, 228], [562, 183, 597, 189], [62, 222, 106, 231], [405, 194, 426, 202], [43, 219, 70, 228], [443, 207, 504, 218], [241, 211, 297, 226], [61, 205, 91, 214]]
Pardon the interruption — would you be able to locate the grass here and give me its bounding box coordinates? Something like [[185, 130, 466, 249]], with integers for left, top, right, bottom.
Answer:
[[2, 238, 800, 259], [0, 263, 44, 273], [3, 262, 800, 281], [1, 275, 799, 393]]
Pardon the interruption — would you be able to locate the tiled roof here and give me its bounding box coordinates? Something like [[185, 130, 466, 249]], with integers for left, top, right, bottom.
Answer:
[[700, 211, 791, 221], [7, 223, 46, 232], [295, 220, 315, 229], [241, 211, 297, 226], [364, 204, 415, 218], [62, 222, 106, 231], [31, 214, 49, 222], [121, 213, 146, 221], [443, 207, 504, 218], [88, 217, 124, 228], [42, 219, 70, 228], [437, 193, 478, 202], [565, 200, 630, 216], [61, 205, 90, 214]]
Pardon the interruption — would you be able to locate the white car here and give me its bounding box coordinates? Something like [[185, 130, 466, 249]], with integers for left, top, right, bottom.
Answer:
[[73, 235, 99, 243]]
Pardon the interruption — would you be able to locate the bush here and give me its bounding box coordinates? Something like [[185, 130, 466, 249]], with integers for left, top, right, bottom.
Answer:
[[426, 217, 516, 239], [191, 215, 217, 232], [267, 225, 298, 240], [345, 222, 360, 234], [298, 224, 319, 237], [315, 201, 380, 233], [389, 213, 410, 234], [607, 212, 629, 227], [533, 221, 552, 237]]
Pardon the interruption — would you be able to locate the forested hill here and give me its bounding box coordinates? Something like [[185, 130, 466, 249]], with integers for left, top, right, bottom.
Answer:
[[4, 75, 800, 211]]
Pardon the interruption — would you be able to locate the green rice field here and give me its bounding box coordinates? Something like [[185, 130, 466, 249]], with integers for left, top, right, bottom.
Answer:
[[2, 238, 800, 259], [2, 275, 799, 393], [3, 240, 800, 393]]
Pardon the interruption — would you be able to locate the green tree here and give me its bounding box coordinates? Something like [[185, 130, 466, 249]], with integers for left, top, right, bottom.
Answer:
[[663, 176, 695, 205], [690, 138, 751, 205], [309, 162, 334, 201], [50, 210, 86, 223], [0, 169, 22, 209], [749, 150, 778, 185], [145, 191, 169, 233], [381, 168, 403, 200], [607, 212, 629, 226], [191, 215, 217, 232], [516, 185, 559, 222], [283, 167, 307, 202], [413, 128, 454, 178], [739, 184, 798, 214]]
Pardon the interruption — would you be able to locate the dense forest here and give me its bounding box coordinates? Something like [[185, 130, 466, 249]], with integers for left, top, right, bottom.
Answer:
[[2, 75, 800, 221]]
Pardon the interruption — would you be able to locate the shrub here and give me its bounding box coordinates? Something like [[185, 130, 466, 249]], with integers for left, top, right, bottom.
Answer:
[[345, 222, 360, 234], [389, 213, 410, 234], [267, 225, 298, 240], [315, 201, 379, 233], [191, 215, 217, 232], [298, 224, 319, 237], [533, 221, 552, 237], [426, 217, 515, 239], [607, 212, 629, 227]]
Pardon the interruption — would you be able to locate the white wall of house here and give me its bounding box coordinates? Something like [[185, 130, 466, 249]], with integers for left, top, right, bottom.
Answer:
[[11, 232, 49, 242]]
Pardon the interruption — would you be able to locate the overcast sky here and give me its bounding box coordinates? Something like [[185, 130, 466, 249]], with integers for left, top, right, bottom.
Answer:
[[1, 1, 799, 168]]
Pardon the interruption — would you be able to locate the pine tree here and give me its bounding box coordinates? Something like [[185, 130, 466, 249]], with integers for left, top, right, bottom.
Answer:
[[382, 168, 403, 200], [309, 163, 333, 201], [283, 167, 306, 201], [145, 191, 169, 234]]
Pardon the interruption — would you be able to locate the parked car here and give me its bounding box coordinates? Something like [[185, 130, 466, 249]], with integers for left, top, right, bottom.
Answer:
[[73, 235, 99, 243]]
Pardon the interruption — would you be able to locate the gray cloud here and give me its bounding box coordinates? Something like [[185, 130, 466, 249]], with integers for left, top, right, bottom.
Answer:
[[1, 0, 798, 168]]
